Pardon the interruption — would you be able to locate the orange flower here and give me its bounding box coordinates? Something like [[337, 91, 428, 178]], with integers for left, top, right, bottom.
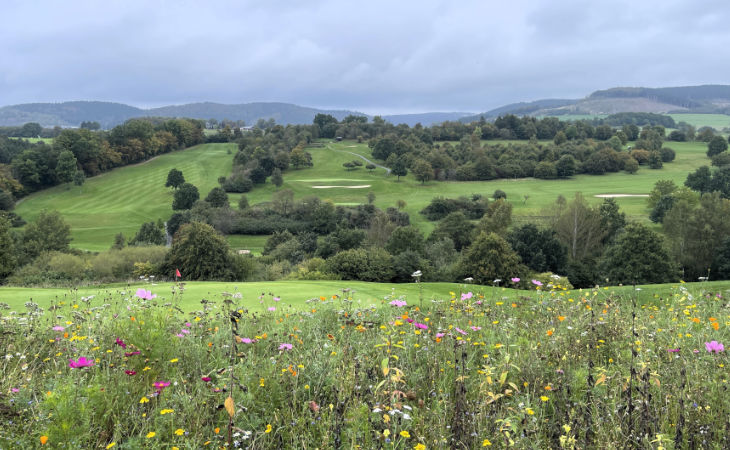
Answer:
[[712, 322, 720, 331], [40, 436, 49, 445], [546, 330, 554, 336], [557, 316, 565, 322]]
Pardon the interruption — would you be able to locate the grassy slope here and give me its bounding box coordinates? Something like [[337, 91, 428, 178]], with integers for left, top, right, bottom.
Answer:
[[15, 143, 236, 251], [3, 279, 729, 313], [0, 280, 474, 312], [668, 113, 730, 130], [12, 138, 712, 250]]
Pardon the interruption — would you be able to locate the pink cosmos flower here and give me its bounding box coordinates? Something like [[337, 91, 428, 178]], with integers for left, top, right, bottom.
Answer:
[[406, 318, 414, 323], [531, 279, 543, 286], [414, 323, 428, 330], [201, 376, 212, 382], [273, 297, 281, 302], [125, 351, 141, 357], [279, 343, 293, 351], [455, 327, 468, 335], [125, 370, 137, 376], [52, 326, 65, 331], [154, 381, 170, 392], [705, 341, 725, 353], [239, 337, 254, 344], [268, 307, 276, 312], [115, 337, 127, 349], [470, 326, 482, 331], [511, 277, 520, 283], [175, 333, 184, 338], [184, 322, 192, 327], [389, 300, 407, 307], [68, 357, 95, 368], [461, 292, 473, 301], [135, 288, 157, 300], [435, 333, 446, 338], [667, 348, 680, 353]]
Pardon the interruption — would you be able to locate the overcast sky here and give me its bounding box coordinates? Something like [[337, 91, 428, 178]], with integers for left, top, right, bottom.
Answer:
[[1, 0, 729, 114]]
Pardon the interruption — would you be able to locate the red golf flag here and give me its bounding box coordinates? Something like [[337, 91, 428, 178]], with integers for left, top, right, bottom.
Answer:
[[175, 268, 181, 278]]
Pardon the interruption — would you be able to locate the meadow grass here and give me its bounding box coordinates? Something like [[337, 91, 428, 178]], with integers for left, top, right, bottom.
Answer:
[[15, 143, 236, 251], [13, 139, 712, 249], [2, 281, 730, 448], [668, 113, 730, 131]]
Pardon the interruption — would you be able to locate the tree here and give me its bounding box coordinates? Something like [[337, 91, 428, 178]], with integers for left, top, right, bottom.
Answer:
[[290, 147, 312, 169], [20, 122, 43, 138], [599, 223, 678, 284], [647, 180, 677, 209], [55, 150, 78, 185], [205, 187, 229, 208], [0, 189, 14, 211], [556, 155, 576, 178], [165, 168, 185, 189], [73, 170, 85, 187], [238, 195, 250, 210], [458, 232, 525, 285], [707, 135, 728, 157], [507, 224, 567, 274], [22, 210, 72, 260], [685, 166, 712, 193], [478, 199, 512, 236], [390, 156, 407, 181], [163, 222, 235, 280], [271, 168, 283, 187], [367, 191, 376, 204], [129, 222, 166, 246], [272, 189, 295, 216], [429, 211, 474, 251], [111, 232, 126, 250], [80, 121, 101, 130], [411, 159, 433, 184], [598, 198, 626, 244], [386, 226, 425, 256], [0, 215, 16, 279], [172, 183, 200, 210], [551, 193, 605, 261]]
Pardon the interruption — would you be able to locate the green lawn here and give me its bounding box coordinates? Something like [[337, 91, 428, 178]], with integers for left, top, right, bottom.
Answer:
[[15, 143, 236, 251], [0, 280, 479, 312], [11, 139, 713, 250], [668, 113, 730, 131]]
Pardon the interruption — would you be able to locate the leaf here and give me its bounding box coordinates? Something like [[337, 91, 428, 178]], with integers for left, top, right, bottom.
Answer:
[[499, 371, 508, 386], [224, 396, 235, 418], [381, 357, 389, 376], [595, 373, 607, 386]]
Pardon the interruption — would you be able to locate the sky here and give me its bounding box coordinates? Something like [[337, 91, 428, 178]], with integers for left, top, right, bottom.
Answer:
[[2, 0, 729, 115]]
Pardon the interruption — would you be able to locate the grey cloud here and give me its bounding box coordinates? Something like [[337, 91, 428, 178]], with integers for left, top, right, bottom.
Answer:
[[2, 0, 730, 113]]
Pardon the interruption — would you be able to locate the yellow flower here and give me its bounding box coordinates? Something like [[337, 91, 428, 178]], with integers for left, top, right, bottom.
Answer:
[[139, 396, 149, 404], [174, 428, 185, 435], [160, 409, 174, 415], [482, 439, 492, 446], [400, 430, 411, 438], [265, 424, 272, 433], [383, 429, 391, 437], [146, 432, 156, 439], [414, 444, 426, 450], [540, 396, 549, 402], [170, 358, 179, 363], [106, 443, 116, 449], [525, 408, 535, 415]]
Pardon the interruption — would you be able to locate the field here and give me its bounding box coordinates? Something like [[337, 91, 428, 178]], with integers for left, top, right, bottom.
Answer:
[[3, 280, 730, 448], [15, 143, 236, 251], [668, 113, 730, 131], [12, 138, 712, 249]]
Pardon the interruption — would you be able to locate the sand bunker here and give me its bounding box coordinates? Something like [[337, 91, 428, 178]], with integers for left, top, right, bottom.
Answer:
[[312, 185, 371, 189], [594, 194, 649, 198]]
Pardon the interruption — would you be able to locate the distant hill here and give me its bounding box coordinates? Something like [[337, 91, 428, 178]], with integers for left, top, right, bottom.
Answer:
[[0, 101, 144, 128], [0, 101, 366, 128], [382, 112, 472, 126], [463, 85, 730, 120], [147, 102, 365, 125]]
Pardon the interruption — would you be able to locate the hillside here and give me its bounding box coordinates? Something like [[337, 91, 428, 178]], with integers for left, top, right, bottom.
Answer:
[[14, 143, 236, 251], [466, 84, 730, 119]]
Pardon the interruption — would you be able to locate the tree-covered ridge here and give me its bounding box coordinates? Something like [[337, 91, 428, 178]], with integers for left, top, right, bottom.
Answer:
[[0, 118, 204, 197]]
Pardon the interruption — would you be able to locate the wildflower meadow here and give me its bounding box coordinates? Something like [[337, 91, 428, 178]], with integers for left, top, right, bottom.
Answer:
[[1, 281, 730, 448]]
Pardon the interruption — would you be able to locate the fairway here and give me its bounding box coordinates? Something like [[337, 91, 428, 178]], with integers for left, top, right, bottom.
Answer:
[[11, 139, 714, 249], [15, 143, 236, 251], [668, 113, 730, 130], [0, 280, 482, 312]]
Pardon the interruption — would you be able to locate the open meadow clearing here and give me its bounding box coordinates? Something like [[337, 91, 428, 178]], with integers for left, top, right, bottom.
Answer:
[[14, 143, 236, 252], [2, 280, 730, 447], [12, 138, 713, 250]]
